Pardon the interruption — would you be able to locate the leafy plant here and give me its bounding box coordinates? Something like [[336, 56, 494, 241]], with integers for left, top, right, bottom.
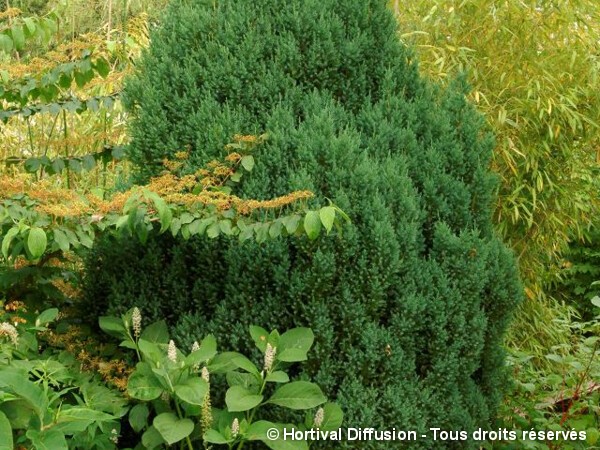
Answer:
[[392, 1, 600, 361], [0, 305, 128, 449], [495, 301, 600, 449], [0, 8, 59, 55], [99, 309, 343, 450], [106, 2, 522, 448], [552, 229, 600, 320], [0, 140, 347, 268]]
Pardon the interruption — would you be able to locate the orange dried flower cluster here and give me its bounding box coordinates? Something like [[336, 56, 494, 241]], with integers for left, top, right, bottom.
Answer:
[[0, 7, 21, 20], [161, 158, 184, 172], [84, 67, 129, 92], [174, 151, 189, 160], [4, 301, 27, 312], [52, 278, 81, 299], [233, 134, 259, 143], [1, 136, 312, 222], [232, 190, 314, 215], [1, 301, 28, 329], [11, 316, 27, 325], [0, 175, 27, 195], [225, 152, 242, 162], [1, 33, 106, 79], [44, 326, 132, 391]]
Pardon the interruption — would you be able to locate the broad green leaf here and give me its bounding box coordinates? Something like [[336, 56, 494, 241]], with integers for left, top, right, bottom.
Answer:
[[545, 354, 563, 363], [0, 400, 34, 430], [317, 403, 343, 431], [241, 155, 255, 171], [591, 296, 600, 308], [129, 404, 150, 433], [0, 35, 13, 53], [82, 154, 96, 171], [269, 220, 283, 238], [203, 429, 231, 444], [153, 413, 194, 445], [137, 339, 164, 363], [249, 325, 269, 352], [283, 215, 301, 234], [26, 429, 67, 450], [189, 217, 216, 236], [586, 428, 599, 445], [185, 334, 217, 367], [74, 71, 87, 88], [266, 371, 289, 383], [170, 217, 182, 236], [174, 378, 209, 406], [225, 385, 263, 412], [50, 157, 65, 174], [0, 411, 12, 450], [98, 316, 127, 338], [140, 320, 169, 344], [245, 420, 276, 440], [42, 17, 58, 34], [255, 222, 270, 243], [11, 25, 25, 50], [141, 426, 165, 449], [20, 154, 38, 170], [82, 383, 128, 417], [127, 372, 163, 401], [35, 308, 59, 327], [267, 382, 326, 410], [0, 370, 46, 417], [319, 206, 336, 233], [23, 18, 36, 35], [220, 219, 234, 235], [1, 227, 19, 259], [207, 222, 221, 238], [277, 328, 314, 362], [239, 224, 254, 242], [68, 158, 83, 173], [208, 351, 247, 373], [153, 196, 172, 233], [232, 354, 260, 375], [53, 229, 69, 252], [53, 406, 115, 434], [27, 227, 47, 260], [94, 57, 110, 78], [303, 211, 321, 240], [226, 371, 260, 390], [75, 230, 93, 248]]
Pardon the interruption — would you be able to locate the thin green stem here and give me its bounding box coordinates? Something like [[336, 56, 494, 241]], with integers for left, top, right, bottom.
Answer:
[[102, 109, 108, 190], [125, 328, 142, 362], [237, 373, 268, 450], [174, 400, 194, 450], [26, 118, 37, 180]]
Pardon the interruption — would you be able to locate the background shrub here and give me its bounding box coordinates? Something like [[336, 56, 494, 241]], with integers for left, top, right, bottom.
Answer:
[[552, 229, 600, 320], [83, 0, 522, 448]]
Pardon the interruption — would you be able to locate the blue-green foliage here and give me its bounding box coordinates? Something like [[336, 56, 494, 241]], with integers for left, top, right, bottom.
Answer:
[[84, 1, 522, 448]]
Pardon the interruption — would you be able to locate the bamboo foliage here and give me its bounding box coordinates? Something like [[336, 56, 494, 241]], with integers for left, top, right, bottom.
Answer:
[[394, 0, 600, 300]]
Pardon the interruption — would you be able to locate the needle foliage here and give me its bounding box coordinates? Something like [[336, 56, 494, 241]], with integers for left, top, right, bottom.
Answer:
[[84, 1, 522, 448]]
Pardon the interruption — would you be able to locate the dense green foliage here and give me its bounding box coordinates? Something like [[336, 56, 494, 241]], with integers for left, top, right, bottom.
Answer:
[[393, 0, 600, 364], [553, 230, 600, 320], [99, 312, 343, 449], [84, 0, 523, 448]]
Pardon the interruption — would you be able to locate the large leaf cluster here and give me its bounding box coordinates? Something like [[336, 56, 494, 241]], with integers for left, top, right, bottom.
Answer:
[[86, 1, 523, 448]]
